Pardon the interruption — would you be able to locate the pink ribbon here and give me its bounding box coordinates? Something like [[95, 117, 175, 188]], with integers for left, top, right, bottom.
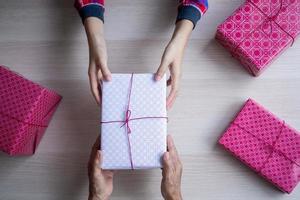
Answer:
[[0, 97, 62, 128], [233, 0, 295, 54], [101, 73, 168, 170], [0, 111, 48, 128], [232, 120, 300, 170]]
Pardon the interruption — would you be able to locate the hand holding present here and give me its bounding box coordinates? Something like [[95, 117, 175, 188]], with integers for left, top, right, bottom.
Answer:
[[88, 135, 183, 200], [161, 135, 183, 200], [88, 137, 114, 200], [155, 20, 193, 109], [84, 17, 111, 105]]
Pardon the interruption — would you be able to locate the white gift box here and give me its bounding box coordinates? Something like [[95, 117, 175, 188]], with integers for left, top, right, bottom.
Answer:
[[101, 73, 167, 169]]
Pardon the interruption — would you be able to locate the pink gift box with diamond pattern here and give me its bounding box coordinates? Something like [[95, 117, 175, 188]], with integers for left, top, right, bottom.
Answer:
[[0, 66, 62, 156], [219, 99, 300, 193], [215, 0, 300, 76]]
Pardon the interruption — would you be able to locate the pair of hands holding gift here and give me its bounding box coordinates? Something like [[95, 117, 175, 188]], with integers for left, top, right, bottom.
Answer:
[[85, 17, 190, 200], [88, 135, 183, 200], [85, 17, 193, 109]]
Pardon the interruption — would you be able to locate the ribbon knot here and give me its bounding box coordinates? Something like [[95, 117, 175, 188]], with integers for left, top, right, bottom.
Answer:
[[265, 15, 278, 25], [232, 120, 294, 173], [233, 0, 296, 57], [121, 109, 132, 134], [261, 2, 283, 35], [262, 17, 277, 35], [268, 16, 278, 21]]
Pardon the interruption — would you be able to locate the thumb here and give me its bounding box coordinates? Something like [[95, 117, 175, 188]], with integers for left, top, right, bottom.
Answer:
[[100, 63, 112, 82], [162, 152, 171, 172], [155, 59, 168, 81], [95, 150, 102, 166]]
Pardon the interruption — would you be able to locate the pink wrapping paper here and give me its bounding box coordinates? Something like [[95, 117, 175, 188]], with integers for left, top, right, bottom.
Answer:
[[0, 66, 62, 156], [215, 0, 300, 76], [219, 99, 300, 193]]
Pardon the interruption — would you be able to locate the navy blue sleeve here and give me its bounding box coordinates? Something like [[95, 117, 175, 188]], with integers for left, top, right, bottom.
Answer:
[[77, 4, 104, 23], [176, 5, 202, 29]]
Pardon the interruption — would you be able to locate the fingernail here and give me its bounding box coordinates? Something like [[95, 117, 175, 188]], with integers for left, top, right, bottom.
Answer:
[[155, 75, 162, 81], [105, 75, 112, 81]]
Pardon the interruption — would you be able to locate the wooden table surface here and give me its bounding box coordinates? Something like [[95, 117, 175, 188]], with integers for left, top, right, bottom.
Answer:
[[0, 0, 300, 199]]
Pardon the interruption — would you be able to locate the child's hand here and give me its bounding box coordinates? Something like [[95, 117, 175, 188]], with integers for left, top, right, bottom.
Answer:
[[88, 137, 114, 200], [161, 135, 183, 200], [84, 17, 111, 105], [155, 20, 193, 110]]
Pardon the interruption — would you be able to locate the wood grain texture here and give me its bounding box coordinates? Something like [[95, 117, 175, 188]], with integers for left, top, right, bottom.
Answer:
[[0, 0, 300, 199]]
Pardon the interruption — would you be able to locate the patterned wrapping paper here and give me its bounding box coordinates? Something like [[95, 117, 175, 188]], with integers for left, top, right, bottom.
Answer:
[[219, 99, 300, 193], [215, 0, 300, 76], [0, 66, 62, 156], [101, 74, 167, 170]]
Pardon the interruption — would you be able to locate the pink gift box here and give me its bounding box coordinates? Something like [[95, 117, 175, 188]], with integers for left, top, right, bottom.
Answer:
[[215, 0, 300, 76], [219, 99, 300, 193], [0, 66, 62, 156]]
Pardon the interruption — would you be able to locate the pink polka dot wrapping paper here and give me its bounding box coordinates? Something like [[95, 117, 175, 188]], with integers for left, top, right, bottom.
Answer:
[[101, 74, 167, 170], [215, 0, 300, 76], [219, 99, 300, 193], [0, 66, 62, 156]]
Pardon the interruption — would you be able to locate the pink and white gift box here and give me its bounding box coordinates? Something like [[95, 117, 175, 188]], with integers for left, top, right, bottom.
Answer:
[[0, 66, 62, 156], [219, 99, 300, 193], [101, 74, 167, 170], [215, 0, 300, 76]]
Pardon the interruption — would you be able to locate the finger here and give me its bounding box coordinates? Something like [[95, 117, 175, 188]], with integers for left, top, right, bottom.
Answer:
[[155, 58, 168, 81], [167, 95, 176, 110], [162, 152, 172, 173], [108, 170, 116, 176], [92, 136, 101, 150], [99, 62, 112, 81], [97, 71, 103, 105], [167, 135, 178, 156], [166, 135, 175, 151], [89, 66, 101, 105], [166, 75, 179, 110], [90, 136, 100, 158], [167, 135, 181, 165], [97, 69, 103, 82], [95, 150, 102, 166], [88, 137, 100, 169]]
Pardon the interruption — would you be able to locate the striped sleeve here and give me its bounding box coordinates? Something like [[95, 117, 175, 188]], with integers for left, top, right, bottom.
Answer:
[[74, 0, 105, 23], [177, 0, 208, 28]]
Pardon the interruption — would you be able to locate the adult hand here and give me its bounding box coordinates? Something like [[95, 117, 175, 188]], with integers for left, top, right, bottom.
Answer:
[[84, 17, 112, 105], [161, 135, 183, 200], [88, 137, 114, 200], [155, 20, 193, 110]]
